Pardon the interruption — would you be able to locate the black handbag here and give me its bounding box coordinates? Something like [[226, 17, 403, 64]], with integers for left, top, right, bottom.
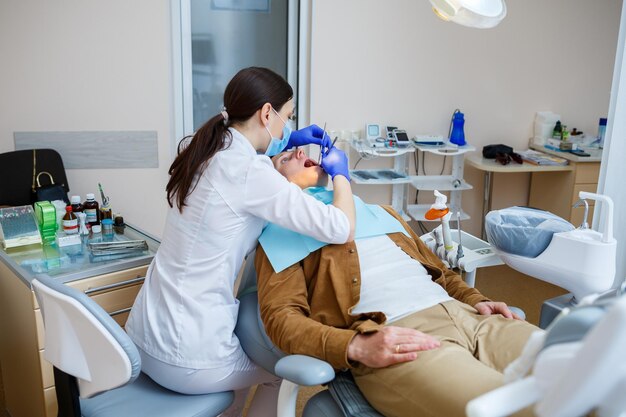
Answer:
[[482, 144, 513, 159], [31, 150, 70, 205]]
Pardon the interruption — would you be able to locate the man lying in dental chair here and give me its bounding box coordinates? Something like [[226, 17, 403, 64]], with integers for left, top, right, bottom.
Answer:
[[255, 149, 539, 417]]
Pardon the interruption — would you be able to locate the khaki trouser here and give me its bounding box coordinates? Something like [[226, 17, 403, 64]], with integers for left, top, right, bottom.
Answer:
[[352, 300, 538, 417]]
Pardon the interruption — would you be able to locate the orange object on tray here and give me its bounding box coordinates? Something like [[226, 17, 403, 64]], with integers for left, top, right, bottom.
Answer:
[[424, 207, 449, 220]]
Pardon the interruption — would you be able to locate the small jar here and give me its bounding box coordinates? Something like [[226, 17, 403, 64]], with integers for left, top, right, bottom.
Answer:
[[101, 218, 114, 236], [113, 215, 126, 234]]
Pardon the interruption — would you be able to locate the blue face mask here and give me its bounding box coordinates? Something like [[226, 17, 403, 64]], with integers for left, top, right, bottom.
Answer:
[[264, 108, 293, 156]]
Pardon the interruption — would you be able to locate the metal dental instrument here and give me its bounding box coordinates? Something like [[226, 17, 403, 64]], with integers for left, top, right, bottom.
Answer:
[[98, 183, 110, 207], [318, 122, 328, 165]]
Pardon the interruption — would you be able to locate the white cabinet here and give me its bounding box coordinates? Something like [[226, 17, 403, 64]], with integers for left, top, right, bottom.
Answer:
[[349, 141, 474, 224]]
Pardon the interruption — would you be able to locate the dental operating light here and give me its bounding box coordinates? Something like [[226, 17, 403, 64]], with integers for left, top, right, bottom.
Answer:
[[429, 0, 507, 28]]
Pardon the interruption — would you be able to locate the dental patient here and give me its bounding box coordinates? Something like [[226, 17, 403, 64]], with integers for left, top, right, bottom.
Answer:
[[255, 149, 539, 417]]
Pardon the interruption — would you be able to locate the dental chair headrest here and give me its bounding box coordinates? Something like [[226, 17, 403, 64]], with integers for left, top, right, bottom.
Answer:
[[485, 207, 574, 258]]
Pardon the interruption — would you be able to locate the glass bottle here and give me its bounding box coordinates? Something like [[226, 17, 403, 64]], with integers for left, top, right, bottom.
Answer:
[[62, 206, 79, 235], [83, 193, 100, 226], [100, 205, 112, 221], [70, 195, 83, 214]]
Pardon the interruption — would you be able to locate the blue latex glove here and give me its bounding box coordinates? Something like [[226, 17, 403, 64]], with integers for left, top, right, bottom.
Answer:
[[286, 124, 332, 150], [321, 147, 350, 181]]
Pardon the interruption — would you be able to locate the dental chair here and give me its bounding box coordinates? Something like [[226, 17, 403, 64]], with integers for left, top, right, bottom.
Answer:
[[467, 292, 626, 417], [234, 251, 384, 417], [32, 274, 234, 417]]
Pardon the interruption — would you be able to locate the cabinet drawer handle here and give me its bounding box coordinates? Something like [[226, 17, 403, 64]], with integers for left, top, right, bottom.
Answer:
[[84, 276, 145, 295], [109, 307, 132, 317]]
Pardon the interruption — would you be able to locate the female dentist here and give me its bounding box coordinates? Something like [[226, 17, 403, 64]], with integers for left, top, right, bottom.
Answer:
[[126, 67, 355, 417]]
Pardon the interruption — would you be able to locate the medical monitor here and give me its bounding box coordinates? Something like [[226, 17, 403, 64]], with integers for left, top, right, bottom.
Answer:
[[393, 130, 410, 147], [366, 124, 382, 140]]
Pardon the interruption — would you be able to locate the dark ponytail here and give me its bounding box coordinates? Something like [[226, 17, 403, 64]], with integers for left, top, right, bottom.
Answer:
[[166, 67, 293, 211]]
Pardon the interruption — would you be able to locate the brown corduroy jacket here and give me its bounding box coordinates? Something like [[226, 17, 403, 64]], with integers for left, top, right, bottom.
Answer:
[[255, 206, 490, 370]]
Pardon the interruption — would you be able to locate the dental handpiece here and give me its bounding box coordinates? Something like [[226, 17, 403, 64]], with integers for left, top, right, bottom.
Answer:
[[319, 122, 328, 164]]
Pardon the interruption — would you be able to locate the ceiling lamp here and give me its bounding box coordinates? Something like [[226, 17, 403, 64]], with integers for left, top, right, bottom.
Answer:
[[429, 0, 507, 28]]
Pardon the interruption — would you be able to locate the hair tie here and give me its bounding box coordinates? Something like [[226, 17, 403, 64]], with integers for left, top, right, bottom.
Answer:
[[221, 107, 229, 125]]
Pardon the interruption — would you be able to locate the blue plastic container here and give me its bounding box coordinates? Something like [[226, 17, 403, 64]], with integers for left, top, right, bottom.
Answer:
[[449, 111, 466, 146]]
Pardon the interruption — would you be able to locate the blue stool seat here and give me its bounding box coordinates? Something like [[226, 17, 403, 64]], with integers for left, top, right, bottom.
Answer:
[[32, 274, 234, 417], [81, 373, 234, 417]]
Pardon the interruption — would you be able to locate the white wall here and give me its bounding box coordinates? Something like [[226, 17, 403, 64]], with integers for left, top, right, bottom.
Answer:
[[0, 0, 173, 237], [310, 0, 622, 236], [1, 1, 622, 239]]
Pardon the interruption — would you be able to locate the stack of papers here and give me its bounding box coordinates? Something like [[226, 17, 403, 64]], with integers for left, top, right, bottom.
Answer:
[[518, 149, 568, 166]]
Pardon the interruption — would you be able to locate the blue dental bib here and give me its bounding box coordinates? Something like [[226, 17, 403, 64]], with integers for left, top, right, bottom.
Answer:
[[259, 188, 408, 272]]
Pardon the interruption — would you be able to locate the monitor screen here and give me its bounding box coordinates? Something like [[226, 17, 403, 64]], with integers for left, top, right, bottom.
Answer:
[[395, 131, 409, 142], [368, 125, 380, 136]]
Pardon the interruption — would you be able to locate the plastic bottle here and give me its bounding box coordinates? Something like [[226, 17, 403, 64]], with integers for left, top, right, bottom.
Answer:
[[62, 206, 79, 235], [70, 195, 83, 214], [598, 118, 607, 149], [83, 193, 100, 227], [449, 110, 466, 146], [552, 121, 563, 139]]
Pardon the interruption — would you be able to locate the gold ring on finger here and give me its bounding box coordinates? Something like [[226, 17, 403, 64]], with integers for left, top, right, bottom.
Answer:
[[395, 344, 400, 354]]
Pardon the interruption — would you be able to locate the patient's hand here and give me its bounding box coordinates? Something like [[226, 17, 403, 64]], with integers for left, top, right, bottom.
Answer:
[[347, 326, 440, 368], [474, 301, 522, 320]]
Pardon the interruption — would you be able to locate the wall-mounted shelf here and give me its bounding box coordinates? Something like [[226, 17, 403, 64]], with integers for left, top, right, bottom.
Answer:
[[351, 169, 411, 185], [412, 143, 475, 155], [410, 175, 472, 191], [350, 140, 415, 157]]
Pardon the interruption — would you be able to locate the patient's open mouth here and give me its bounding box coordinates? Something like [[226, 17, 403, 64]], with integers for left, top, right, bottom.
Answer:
[[304, 159, 318, 168]]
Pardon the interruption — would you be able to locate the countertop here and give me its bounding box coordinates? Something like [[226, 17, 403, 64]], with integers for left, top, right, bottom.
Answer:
[[0, 224, 159, 287]]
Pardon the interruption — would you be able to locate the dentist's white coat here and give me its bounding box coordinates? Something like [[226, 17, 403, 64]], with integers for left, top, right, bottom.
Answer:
[[126, 128, 349, 368]]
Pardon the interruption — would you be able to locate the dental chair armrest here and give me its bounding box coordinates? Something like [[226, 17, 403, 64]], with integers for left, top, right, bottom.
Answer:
[[274, 355, 335, 386]]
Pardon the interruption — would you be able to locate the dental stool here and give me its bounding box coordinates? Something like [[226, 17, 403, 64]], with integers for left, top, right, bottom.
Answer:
[[234, 252, 383, 417], [32, 274, 234, 417]]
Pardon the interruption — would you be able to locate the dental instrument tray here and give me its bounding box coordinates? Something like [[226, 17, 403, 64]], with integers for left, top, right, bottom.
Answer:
[[88, 240, 149, 256], [350, 169, 411, 184]]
